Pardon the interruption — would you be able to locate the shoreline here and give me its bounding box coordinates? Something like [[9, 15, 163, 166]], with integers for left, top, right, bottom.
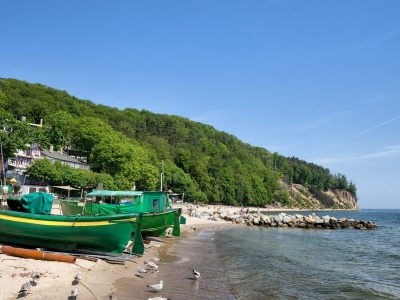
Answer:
[[0, 204, 362, 299]]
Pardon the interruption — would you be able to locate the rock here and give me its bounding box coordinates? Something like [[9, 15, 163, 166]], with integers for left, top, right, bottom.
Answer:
[[314, 217, 324, 225], [218, 210, 376, 230], [220, 211, 227, 218], [304, 217, 313, 224]]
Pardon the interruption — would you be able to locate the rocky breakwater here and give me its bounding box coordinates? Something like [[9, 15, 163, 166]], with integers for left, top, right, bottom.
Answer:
[[220, 211, 377, 230]]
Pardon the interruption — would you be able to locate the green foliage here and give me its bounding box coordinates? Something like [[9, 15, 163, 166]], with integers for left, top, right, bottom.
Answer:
[[26, 159, 105, 189], [0, 110, 37, 161], [46, 111, 75, 150], [0, 78, 357, 206], [25, 159, 60, 183]]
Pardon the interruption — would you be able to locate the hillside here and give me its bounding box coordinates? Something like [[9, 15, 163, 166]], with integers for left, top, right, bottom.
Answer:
[[284, 184, 358, 210], [0, 78, 357, 209]]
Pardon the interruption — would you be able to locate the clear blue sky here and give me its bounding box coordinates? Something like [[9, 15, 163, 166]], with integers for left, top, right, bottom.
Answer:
[[1, 1, 399, 208]]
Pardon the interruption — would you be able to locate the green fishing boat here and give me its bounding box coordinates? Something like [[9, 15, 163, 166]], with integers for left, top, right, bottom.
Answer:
[[60, 190, 183, 237], [3, 192, 144, 254]]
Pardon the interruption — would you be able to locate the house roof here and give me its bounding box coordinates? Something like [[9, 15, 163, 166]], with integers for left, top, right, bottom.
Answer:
[[40, 148, 84, 164]]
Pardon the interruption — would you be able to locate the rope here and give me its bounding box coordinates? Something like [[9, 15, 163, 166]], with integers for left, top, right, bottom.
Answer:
[[79, 281, 98, 300]]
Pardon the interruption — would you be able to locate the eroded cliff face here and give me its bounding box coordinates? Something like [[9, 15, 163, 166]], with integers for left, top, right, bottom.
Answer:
[[283, 184, 359, 210], [326, 188, 359, 209]]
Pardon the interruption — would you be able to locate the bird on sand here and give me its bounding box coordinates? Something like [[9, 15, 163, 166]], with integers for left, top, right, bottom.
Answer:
[[148, 297, 171, 300], [74, 271, 83, 283], [19, 281, 32, 297], [71, 286, 79, 297], [145, 261, 159, 271], [147, 280, 164, 293], [193, 269, 201, 280], [31, 270, 40, 282], [136, 266, 147, 278]]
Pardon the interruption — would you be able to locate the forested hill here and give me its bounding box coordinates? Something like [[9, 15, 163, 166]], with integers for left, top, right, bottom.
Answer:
[[0, 78, 357, 209]]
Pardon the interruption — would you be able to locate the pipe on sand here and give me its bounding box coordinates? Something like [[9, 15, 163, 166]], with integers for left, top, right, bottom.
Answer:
[[0, 245, 76, 263]]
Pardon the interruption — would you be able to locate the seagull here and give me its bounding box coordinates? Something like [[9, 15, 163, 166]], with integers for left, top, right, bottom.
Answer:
[[145, 261, 159, 271], [193, 269, 201, 280], [147, 280, 164, 293], [71, 286, 79, 297], [31, 270, 40, 282], [148, 297, 171, 300], [74, 271, 83, 283], [138, 266, 147, 274], [19, 281, 32, 297]]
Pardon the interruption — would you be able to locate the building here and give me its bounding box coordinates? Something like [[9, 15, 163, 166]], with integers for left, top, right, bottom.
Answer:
[[6, 144, 90, 186]]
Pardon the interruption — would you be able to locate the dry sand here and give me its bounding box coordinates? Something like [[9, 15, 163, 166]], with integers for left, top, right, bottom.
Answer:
[[0, 203, 275, 300]]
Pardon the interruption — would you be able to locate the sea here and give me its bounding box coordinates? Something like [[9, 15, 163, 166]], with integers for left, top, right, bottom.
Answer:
[[158, 209, 400, 300]]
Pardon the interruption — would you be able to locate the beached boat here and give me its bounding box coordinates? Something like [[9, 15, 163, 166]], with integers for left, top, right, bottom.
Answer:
[[3, 192, 145, 254], [60, 190, 183, 237]]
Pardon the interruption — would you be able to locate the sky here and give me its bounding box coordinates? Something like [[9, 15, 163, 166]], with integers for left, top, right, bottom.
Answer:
[[1, 1, 399, 208]]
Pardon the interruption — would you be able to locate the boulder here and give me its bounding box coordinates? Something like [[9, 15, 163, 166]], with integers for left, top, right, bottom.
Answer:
[[304, 217, 313, 224]]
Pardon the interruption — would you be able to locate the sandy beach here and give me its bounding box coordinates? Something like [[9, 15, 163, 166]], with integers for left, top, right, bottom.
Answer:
[[0, 203, 256, 300]]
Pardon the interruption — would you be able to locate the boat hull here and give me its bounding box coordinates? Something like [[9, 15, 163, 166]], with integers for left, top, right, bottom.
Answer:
[[60, 200, 180, 237], [0, 209, 138, 253]]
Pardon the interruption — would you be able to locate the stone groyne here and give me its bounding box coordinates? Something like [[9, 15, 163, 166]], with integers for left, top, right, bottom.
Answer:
[[216, 211, 377, 230]]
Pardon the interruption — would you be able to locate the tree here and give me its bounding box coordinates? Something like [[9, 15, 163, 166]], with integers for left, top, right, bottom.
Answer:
[[46, 111, 75, 151], [71, 117, 122, 163], [25, 158, 60, 183], [0, 111, 36, 161]]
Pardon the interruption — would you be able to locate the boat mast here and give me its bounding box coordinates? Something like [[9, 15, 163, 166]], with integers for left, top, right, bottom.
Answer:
[[160, 160, 164, 191], [0, 136, 6, 187]]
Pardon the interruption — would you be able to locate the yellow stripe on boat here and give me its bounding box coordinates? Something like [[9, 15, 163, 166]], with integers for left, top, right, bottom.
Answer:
[[0, 215, 136, 226]]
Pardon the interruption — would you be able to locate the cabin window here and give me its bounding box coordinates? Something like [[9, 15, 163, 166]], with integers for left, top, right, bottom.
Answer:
[[152, 199, 159, 207]]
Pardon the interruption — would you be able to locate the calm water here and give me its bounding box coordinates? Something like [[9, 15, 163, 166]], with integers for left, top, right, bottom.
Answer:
[[159, 209, 400, 300]]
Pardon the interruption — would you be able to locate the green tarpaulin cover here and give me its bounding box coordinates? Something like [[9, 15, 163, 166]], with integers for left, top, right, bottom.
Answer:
[[21, 192, 54, 215]]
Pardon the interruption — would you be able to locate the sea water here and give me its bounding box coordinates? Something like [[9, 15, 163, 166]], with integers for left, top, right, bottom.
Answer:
[[159, 209, 400, 300]]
